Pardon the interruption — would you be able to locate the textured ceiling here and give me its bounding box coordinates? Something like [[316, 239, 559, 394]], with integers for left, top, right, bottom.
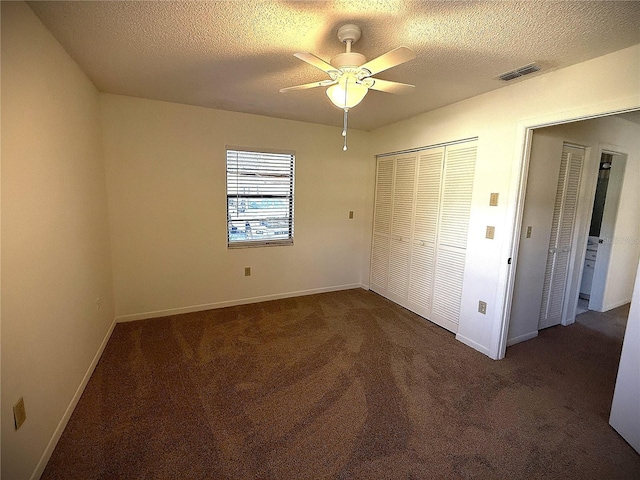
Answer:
[[28, 1, 640, 131]]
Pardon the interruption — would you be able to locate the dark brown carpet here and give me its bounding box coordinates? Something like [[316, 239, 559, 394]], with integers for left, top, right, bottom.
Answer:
[[42, 289, 639, 479]]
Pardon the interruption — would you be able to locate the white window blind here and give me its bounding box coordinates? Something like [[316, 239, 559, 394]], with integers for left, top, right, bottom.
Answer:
[[226, 148, 294, 248]]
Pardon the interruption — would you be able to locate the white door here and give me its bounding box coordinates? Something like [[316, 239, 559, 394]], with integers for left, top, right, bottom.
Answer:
[[388, 154, 417, 302], [370, 157, 394, 291], [431, 142, 477, 332], [589, 152, 627, 311], [539, 144, 584, 329], [408, 147, 444, 317]]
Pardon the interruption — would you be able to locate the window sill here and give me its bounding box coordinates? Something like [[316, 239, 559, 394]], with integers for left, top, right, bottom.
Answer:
[[227, 239, 294, 249]]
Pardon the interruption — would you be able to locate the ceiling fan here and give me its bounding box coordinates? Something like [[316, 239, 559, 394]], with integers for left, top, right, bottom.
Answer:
[[280, 24, 416, 150]]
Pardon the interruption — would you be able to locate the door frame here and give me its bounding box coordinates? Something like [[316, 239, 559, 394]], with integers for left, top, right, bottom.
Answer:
[[492, 100, 639, 360]]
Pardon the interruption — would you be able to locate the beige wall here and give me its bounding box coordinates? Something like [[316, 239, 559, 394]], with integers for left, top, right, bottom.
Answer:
[[100, 94, 373, 320], [1, 3, 115, 479], [370, 45, 640, 358], [508, 116, 640, 345]]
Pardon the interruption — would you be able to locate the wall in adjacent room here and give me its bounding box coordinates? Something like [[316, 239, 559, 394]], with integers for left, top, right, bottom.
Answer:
[[100, 94, 373, 320], [1, 3, 115, 479]]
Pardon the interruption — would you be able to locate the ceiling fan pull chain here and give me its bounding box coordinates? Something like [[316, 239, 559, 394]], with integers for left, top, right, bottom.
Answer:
[[342, 80, 349, 150], [343, 108, 348, 151]]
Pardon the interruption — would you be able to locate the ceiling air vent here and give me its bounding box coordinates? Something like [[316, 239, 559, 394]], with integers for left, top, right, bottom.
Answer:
[[496, 63, 541, 82]]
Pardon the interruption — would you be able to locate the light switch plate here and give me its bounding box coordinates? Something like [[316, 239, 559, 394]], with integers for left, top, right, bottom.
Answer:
[[486, 226, 495, 239], [244, 267, 251, 276], [349, 211, 354, 219], [526, 226, 532, 238]]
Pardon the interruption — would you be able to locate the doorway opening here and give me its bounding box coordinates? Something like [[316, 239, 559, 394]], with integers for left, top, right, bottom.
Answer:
[[578, 150, 627, 314], [505, 113, 637, 349]]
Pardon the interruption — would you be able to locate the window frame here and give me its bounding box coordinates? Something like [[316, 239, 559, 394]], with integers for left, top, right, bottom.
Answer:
[[225, 146, 295, 249]]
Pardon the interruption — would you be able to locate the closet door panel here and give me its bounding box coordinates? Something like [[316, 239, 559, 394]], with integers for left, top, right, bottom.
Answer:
[[539, 145, 584, 329], [391, 155, 417, 239], [370, 233, 390, 291], [388, 238, 411, 300], [431, 246, 466, 332], [373, 157, 394, 235], [387, 154, 416, 300], [370, 157, 394, 294], [430, 141, 476, 333], [439, 143, 477, 249], [408, 147, 443, 315], [408, 242, 435, 313], [413, 148, 444, 243]]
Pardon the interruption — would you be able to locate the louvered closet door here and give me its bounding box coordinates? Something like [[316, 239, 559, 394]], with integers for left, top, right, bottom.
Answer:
[[432, 141, 477, 332], [408, 147, 444, 317], [539, 145, 584, 329], [369, 140, 477, 335], [388, 154, 417, 302], [370, 157, 394, 291]]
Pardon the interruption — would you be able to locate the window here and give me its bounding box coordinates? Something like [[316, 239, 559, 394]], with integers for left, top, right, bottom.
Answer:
[[226, 147, 295, 248]]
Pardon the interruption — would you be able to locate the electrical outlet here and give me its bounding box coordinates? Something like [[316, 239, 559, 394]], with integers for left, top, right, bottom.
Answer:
[[14, 397, 26, 430], [478, 301, 487, 315], [526, 226, 532, 238], [244, 267, 251, 277], [486, 226, 495, 239], [348, 211, 354, 219], [489, 193, 499, 206]]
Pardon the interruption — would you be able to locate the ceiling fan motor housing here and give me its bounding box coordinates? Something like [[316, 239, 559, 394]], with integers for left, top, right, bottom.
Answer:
[[330, 52, 366, 69]]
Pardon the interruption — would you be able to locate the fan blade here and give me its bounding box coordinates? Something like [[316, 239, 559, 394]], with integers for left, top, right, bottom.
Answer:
[[293, 52, 338, 74], [279, 79, 336, 93], [360, 46, 416, 76], [368, 78, 415, 95]]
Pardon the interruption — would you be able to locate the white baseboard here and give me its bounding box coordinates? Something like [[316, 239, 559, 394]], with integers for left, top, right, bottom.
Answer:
[[456, 333, 491, 357], [506, 330, 539, 347], [603, 298, 632, 312], [31, 317, 117, 480], [115, 283, 365, 323]]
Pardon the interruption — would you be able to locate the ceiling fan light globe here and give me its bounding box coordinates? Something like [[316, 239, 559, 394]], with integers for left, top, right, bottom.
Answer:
[[326, 82, 368, 109]]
